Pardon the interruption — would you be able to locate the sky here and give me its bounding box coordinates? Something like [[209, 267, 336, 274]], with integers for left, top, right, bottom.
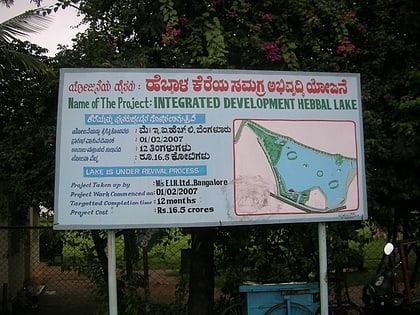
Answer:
[[0, 0, 85, 55]]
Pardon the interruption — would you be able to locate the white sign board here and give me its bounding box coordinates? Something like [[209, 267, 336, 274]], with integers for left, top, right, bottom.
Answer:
[[54, 69, 367, 229]]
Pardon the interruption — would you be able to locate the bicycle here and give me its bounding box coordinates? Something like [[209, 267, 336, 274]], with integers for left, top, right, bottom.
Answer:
[[362, 238, 420, 314]]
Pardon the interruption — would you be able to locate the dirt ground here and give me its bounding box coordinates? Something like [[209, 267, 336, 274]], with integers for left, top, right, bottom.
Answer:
[[144, 269, 180, 304], [16, 266, 180, 315], [17, 265, 97, 315]]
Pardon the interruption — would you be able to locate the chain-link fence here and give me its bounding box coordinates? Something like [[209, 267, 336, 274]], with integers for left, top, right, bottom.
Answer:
[[0, 226, 190, 315], [0, 226, 97, 315], [0, 223, 418, 315]]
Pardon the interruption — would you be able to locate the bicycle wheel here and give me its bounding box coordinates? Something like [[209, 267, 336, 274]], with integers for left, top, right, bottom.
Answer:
[[264, 302, 313, 315]]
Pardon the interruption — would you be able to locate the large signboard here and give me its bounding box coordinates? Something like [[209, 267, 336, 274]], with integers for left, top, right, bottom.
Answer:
[[54, 69, 367, 229]]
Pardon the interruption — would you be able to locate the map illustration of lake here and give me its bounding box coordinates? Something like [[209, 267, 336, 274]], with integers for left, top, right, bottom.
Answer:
[[234, 120, 358, 215]]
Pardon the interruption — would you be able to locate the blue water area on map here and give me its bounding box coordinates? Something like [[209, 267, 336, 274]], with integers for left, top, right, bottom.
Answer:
[[275, 137, 356, 210]]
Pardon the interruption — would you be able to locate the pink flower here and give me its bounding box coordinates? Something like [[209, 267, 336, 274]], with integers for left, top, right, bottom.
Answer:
[[261, 43, 281, 62], [230, 11, 238, 18], [180, 15, 189, 25], [161, 23, 181, 46], [263, 13, 272, 22], [336, 39, 356, 58], [343, 11, 357, 24]]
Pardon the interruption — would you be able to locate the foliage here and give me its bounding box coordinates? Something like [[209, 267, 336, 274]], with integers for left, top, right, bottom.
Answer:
[[0, 43, 56, 223], [0, 0, 43, 6], [2, 0, 418, 230], [355, 1, 420, 238], [0, 4, 57, 224], [54, 1, 419, 236], [0, 9, 53, 76], [52, 0, 420, 238]]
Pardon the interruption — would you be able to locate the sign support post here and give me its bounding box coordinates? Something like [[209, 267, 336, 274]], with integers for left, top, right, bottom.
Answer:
[[108, 230, 118, 315], [318, 222, 328, 315]]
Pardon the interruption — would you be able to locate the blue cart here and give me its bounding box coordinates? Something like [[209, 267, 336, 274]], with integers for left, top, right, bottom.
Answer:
[[239, 282, 319, 315]]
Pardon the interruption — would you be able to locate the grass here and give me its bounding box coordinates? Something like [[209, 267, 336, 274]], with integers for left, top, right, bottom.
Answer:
[[58, 229, 190, 272], [361, 239, 386, 271], [146, 235, 190, 270]]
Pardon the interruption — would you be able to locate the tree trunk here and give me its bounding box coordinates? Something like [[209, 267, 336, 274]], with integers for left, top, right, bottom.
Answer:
[[123, 229, 139, 277], [188, 227, 215, 315], [91, 230, 108, 284]]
